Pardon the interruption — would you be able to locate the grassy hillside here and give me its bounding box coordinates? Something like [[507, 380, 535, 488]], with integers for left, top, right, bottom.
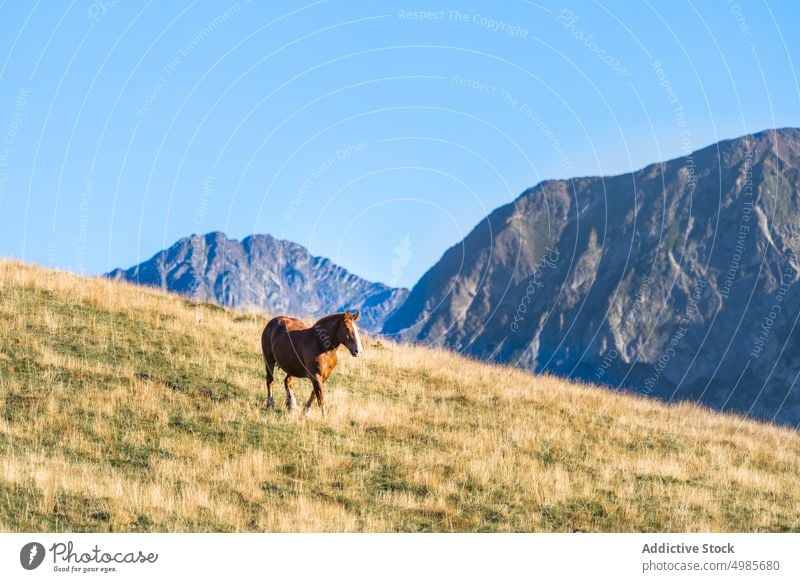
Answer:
[[0, 259, 799, 532]]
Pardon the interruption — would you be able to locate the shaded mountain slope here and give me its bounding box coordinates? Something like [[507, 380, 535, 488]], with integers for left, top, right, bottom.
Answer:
[[384, 128, 800, 426]]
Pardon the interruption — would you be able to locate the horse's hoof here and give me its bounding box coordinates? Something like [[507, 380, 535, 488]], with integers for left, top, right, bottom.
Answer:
[[266, 396, 275, 409]]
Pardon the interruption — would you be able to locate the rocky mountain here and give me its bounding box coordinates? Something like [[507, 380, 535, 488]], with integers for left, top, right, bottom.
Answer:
[[383, 128, 800, 426], [107, 232, 408, 333]]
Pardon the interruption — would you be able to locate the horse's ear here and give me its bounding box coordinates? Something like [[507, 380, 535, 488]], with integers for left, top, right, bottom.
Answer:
[[352, 310, 360, 321], [344, 309, 351, 318]]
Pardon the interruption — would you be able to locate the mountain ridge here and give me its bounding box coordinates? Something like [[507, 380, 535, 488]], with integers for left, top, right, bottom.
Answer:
[[107, 231, 408, 333]]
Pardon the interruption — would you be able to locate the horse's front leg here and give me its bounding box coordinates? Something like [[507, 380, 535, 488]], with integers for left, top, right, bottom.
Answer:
[[302, 374, 324, 417], [317, 382, 325, 418]]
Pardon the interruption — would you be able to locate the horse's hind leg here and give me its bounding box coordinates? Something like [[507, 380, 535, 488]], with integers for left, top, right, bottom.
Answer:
[[284, 375, 297, 411], [264, 355, 276, 409], [261, 325, 277, 409]]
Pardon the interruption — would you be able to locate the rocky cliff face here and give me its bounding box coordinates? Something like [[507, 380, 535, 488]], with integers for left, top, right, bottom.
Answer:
[[383, 128, 800, 426], [108, 232, 408, 333]]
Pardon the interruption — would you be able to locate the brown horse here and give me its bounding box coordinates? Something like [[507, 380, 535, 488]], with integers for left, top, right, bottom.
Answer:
[[261, 310, 363, 416]]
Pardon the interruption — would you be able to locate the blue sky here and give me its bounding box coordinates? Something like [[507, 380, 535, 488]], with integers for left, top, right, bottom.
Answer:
[[0, 0, 798, 288]]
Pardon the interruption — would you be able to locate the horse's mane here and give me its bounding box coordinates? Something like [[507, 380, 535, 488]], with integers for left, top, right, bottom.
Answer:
[[313, 312, 345, 327]]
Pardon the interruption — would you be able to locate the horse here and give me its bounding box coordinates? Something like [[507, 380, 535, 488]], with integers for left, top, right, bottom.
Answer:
[[260, 309, 363, 416]]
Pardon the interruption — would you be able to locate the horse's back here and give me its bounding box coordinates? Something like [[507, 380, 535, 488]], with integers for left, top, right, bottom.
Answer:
[[262, 316, 310, 374], [265, 315, 307, 333]]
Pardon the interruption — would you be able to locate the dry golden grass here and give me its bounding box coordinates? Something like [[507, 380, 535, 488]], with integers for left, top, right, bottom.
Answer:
[[0, 258, 799, 532]]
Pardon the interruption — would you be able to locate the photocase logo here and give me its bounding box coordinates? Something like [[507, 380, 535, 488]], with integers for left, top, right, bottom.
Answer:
[[20, 542, 46, 570]]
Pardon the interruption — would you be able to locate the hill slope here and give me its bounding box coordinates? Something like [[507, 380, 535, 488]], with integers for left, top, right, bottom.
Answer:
[[1, 259, 799, 532], [384, 128, 800, 426], [107, 231, 408, 333]]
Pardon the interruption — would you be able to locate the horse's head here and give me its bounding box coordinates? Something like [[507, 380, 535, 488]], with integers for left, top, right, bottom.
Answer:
[[339, 310, 364, 357]]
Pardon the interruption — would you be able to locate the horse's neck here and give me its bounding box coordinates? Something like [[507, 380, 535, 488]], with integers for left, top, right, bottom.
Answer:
[[312, 317, 341, 352]]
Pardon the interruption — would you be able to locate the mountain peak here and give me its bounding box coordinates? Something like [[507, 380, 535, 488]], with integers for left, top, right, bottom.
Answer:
[[107, 232, 407, 332]]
